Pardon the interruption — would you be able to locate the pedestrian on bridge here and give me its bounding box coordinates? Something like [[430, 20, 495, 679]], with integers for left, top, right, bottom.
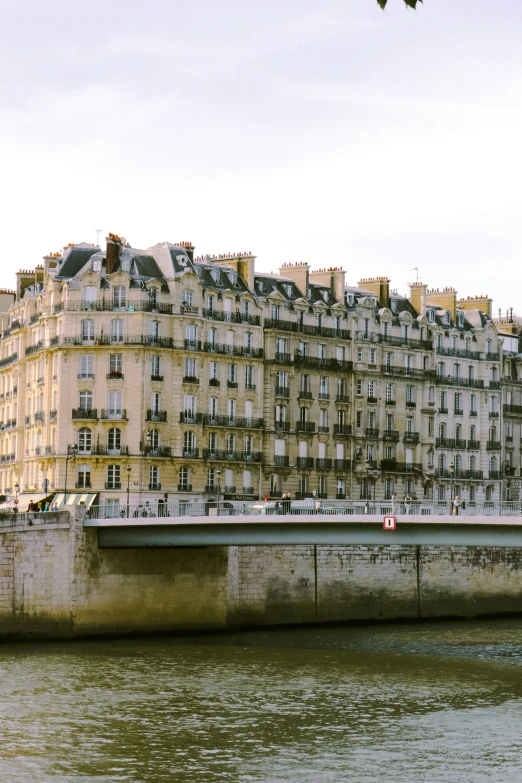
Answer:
[[453, 495, 460, 516], [391, 492, 397, 515], [404, 494, 412, 515]]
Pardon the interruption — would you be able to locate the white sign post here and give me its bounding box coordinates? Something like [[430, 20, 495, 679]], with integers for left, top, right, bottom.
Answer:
[[383, 515, 396, 531]]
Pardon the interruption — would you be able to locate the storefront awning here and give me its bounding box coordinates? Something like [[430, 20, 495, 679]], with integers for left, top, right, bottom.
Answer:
[[53, 493, 98, 510]]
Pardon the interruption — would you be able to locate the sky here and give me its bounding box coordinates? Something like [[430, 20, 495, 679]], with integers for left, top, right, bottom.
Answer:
[[1, 0, 521, 314]]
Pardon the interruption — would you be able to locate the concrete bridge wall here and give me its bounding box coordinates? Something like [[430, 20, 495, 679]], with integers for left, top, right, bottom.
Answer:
[[1, 511, 522, 640]]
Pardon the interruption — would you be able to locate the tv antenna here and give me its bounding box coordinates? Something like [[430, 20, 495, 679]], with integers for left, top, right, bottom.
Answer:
[[95, 229, 102, 246], [410, 267, 419, 282]]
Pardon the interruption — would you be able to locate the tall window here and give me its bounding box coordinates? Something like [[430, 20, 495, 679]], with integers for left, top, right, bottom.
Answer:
[[148, 429, 160, 450], [76, 464, 91, 489], [82, 286, 97, 305], [179, 467, 190, 490], [110, 320, 124, 344], [79, 355, 94, 378], [77, 428, 92, 453], [183, 431, 196, 455], [107, 464, 121, 489], [208, 327, 217, 347], [107, 427, 121, 452], [151, 321, 160, 339], [108, 390, 122, 417], [151, 392, 161, 414], [208, 432, 217, 452], [182, 290, 193, 306], [81, 319, 95, 342], [109, 354, 123, 374], [245, 365, 254, 389], [79, 390, 92, 410], [151, 356, 161, 378], [149, 465, 160, 489], [112, 286, 126, 308]]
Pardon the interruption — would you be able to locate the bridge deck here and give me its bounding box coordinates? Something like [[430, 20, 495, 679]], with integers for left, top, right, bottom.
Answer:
[[84, 514, 522, 548]]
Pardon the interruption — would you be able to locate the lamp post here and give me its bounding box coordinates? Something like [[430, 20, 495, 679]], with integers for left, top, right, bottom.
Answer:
[[215, 469, 222, 515], [126, 465, 131, 517], [13, 482, 19, 514], [64, 445, 78, 505], [364, 457, 372, 513]]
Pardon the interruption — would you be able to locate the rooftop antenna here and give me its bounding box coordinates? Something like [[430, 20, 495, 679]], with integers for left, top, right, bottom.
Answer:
[[409, 267, 419, 282], [95, 229, 102, 246]]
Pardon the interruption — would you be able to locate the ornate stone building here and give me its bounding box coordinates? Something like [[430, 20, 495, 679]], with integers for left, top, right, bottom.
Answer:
[[0, 235, 508, 511]]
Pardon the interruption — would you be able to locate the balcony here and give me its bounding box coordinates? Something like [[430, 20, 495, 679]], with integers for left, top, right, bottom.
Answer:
[[436, 346, 481, 360], [101, 409, 128, 420], [183, 376, 200, 385], [226, 380, 238, 389], [223, 486, 236, 495], [45, 446, 54, 456], [367, 396, 378, 404], [0, 353, 18, 369], [275, 386, 290, 397], [202, 309, 260, 326], [25, 341, 44, 357], [315, 458, 333, 470], [295, 421, 316, 433], [486, 352, 500, 362], [383, 429, 400, 442], [454, 409, 464, 416], [403, 432, 420, 444], [72, 409, 98, 420], [334, 424, 352, 436], [263, 318, 350, 340], [143, 446, 172, 457], [184, 339, 201, 352], [34, 447, 41, 456], [488, 411, 499, 419], [107, 372, 124, 380], [381, 461, 422, 473], [382, 364, 435, 380], [376, 334, 433, 351], [273, 455, 290, 466], [146, 410, 167, 422], [297, 457, 314, 468], [202, 449, 262, 462], [435, 469, 484, 480], [149, 483, 162, 491], [274, 352, 292, 364], [504, 404, 522, 415], [435, 437, 465, 449], [336, 493, 346, 500], [178, 484, 193, 492], [202, 414, 264, 429], [365, 428, 379, 438], [105, 482, 122, 490], [439, 407, 448, 414], [151, 375, 164, 382], [182, 448, 200, 459], [202, 342, 263, 359], [318, 426, 329, 433], [66, 300, 173, 314], [75, 481, 92, 489], [486, 441, 501, 450], [298, 390, 313, 400], [336, 395, 350, 403], [245, 384, 256, 391], [209, 378, 220, 389], [405, 401, 416, 408], [78, 373, 95, 381], [489, 381, 502, 390], [294, 353, 352, 372], [205, 484, 218, 493], [93, 446, 129, 456], [180, 304, 199, 315], [435, 375, 484, 389], [318, 393, 330, 400], [34, 411, 45, 423], [274, 421, 290, 432], [50, 410, 57, 421], [489, 471, 502, 480], [334, 459, 351, 471], [467, 440, 480, 450]]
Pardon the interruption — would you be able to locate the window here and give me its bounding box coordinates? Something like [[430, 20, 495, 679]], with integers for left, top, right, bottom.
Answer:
[[245, 365, 254, 389], [357, 347, 363, 362], [228, 399, 236, 418], [470, 424, 476, 441], [82, 286, 97, 304], [108, 390, 122, 417], [79, 354, 94, 378], [485, 485, 494, 502], [428, 309, 435, 322], [271, 304, 282, 321], [151, 392, 161, 414], [245, 333, 253, 351], [276, 337, 288, 355], [107, 427, 121, 452], [318, 343, 327, 359], [110, 320, 124, 343], [384, 352, 392, 370], [242, 300, 250, 316], [454, 392, 462, 412], [451, 335, 457, 349], [151, 356, 161, 378], [183, 431, 196, 454], [208, 432, 217, 452], [184, 395, 196, 417], [405, 354, 412, 371], [209, 397, 218, 416], [299, 474, 308, 496], [182, 290, 193, 306], [76, 464, 91, 489], [227, 364, 237, 384], [356, 380, 363, 396], [319, 376, 328, 396], [319, 409, 328, 429], [112, 286, 126, 308], [469, 485, 475, 503], [184, 358, 197, 379], [109, 354, 123, 374], [406, 385, 414, 404], [210, 361, 219, 381], [207, 468, 217, 489], [206, 294, 215, 312], [270, 474, 281, 495], [367, 381, 375, 399], [81, 319, 95, 342], [77, 428, 92, 453], [149, 465, 160, 490], [486, 339, 492, 353], [438, 485, 446, 502], [148, 287, 157, 306], [428, 418, 434, 436], [318, 475, 327, 496], [185, 324, 197, 342], [368, 348, 376, 365], [107, 464, 121, 489], [179, 467, 190, 490], [453, 363, 460, 379], [384, 478, 394, 500], [151, 321, 160, 339], [356, 411, 362, 428], [245, 435, 253, 455], [470, 394, 476, 413], [79, 390, 92, 410], [406, 417, 413, 433]]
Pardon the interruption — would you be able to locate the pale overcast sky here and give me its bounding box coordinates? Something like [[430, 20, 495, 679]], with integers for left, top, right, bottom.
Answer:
[[1, 0, 521, 313]]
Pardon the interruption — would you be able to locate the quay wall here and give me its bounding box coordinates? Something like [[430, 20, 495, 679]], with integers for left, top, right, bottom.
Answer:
[[1, 512, 522, 639]]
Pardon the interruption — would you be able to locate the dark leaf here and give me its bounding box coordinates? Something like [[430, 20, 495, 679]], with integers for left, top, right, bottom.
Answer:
[[377, 0, 388, 7]]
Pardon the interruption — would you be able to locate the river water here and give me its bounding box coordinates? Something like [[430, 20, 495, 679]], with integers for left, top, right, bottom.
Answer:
[[1, 620, 522, 782]]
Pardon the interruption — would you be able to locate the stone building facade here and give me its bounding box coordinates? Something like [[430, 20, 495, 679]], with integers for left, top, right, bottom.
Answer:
[[0, 234, 511, 511]]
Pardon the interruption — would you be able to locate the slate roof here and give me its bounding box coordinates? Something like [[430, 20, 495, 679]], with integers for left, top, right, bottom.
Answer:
[[55, 247, 100, 280]]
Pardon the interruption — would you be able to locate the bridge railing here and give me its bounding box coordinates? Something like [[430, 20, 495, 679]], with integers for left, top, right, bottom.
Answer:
[[85, 500, 522, 520]]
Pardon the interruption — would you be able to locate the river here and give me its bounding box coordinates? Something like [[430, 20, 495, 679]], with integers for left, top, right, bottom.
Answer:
[[1, 620, 522, 782]]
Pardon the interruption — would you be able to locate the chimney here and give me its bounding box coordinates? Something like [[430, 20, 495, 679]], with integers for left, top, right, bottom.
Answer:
[[106, 233, 122, 275], [208, 251, 256, 290], [456, 294, 492, 319], [309, 267, 346, 304], [409, 282, 428, 316], [357, 277, 390, 308], [278, 262, 310, 298], [178, 241, 195, 263]]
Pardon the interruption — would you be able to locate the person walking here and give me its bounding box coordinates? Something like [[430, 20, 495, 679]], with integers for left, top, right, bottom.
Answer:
[[453, 495, 460, 516], [404, 494, 412, 515], [391, 491, 397, 515]]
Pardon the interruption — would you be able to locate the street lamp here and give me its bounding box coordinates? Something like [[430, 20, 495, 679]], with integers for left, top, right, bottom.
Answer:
[[215, 469, 222, 515], [126, 465, 131, 517], [64, 445, 78, 505], [449, 460, 455, 509]]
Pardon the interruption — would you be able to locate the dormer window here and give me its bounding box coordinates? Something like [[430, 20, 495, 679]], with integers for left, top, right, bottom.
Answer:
[[284, 284, 293, 297], [457, 313, 464, 328], [321, 290, 329, 302], [148, 287, 157, 306], [345, 293, 354, 307], [428, 309, 435, 322], [228, 271, 237, 286], [211, 269, 221, 284], [445, 311, 451, 325], [92, 257, 102, 273], [391, 299, 398, 313]]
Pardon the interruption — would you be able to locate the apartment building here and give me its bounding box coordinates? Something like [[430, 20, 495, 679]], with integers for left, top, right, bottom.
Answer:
[[0, 235, 508, 511]]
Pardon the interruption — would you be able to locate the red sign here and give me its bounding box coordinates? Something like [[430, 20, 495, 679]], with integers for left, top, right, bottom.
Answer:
[[383, 515, 396, 530], [13, 499, 19, 505]]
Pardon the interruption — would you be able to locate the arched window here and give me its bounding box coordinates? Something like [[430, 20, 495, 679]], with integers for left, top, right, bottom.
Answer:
[[437, 361, 445, 376], [468, 365, 474, 380], [455, 423, 462, 440], [490, 367, 498, 382], [454, 454, 461, 471], [489, 456, 497, 472], [470, 455, 476, 471], [78, 428, 92, 453], [428, 310, 435, 322], [148, 429, 160, 450], [438, 454, 446, 472], [107, 428, 121, 453], [485, 485, 494, 502], [453, 363, 460, 379], [226, 434, 236, 452], [486, 339, 492, 354], [149, 465, 160, 490], [439, 422, 446, 439]]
